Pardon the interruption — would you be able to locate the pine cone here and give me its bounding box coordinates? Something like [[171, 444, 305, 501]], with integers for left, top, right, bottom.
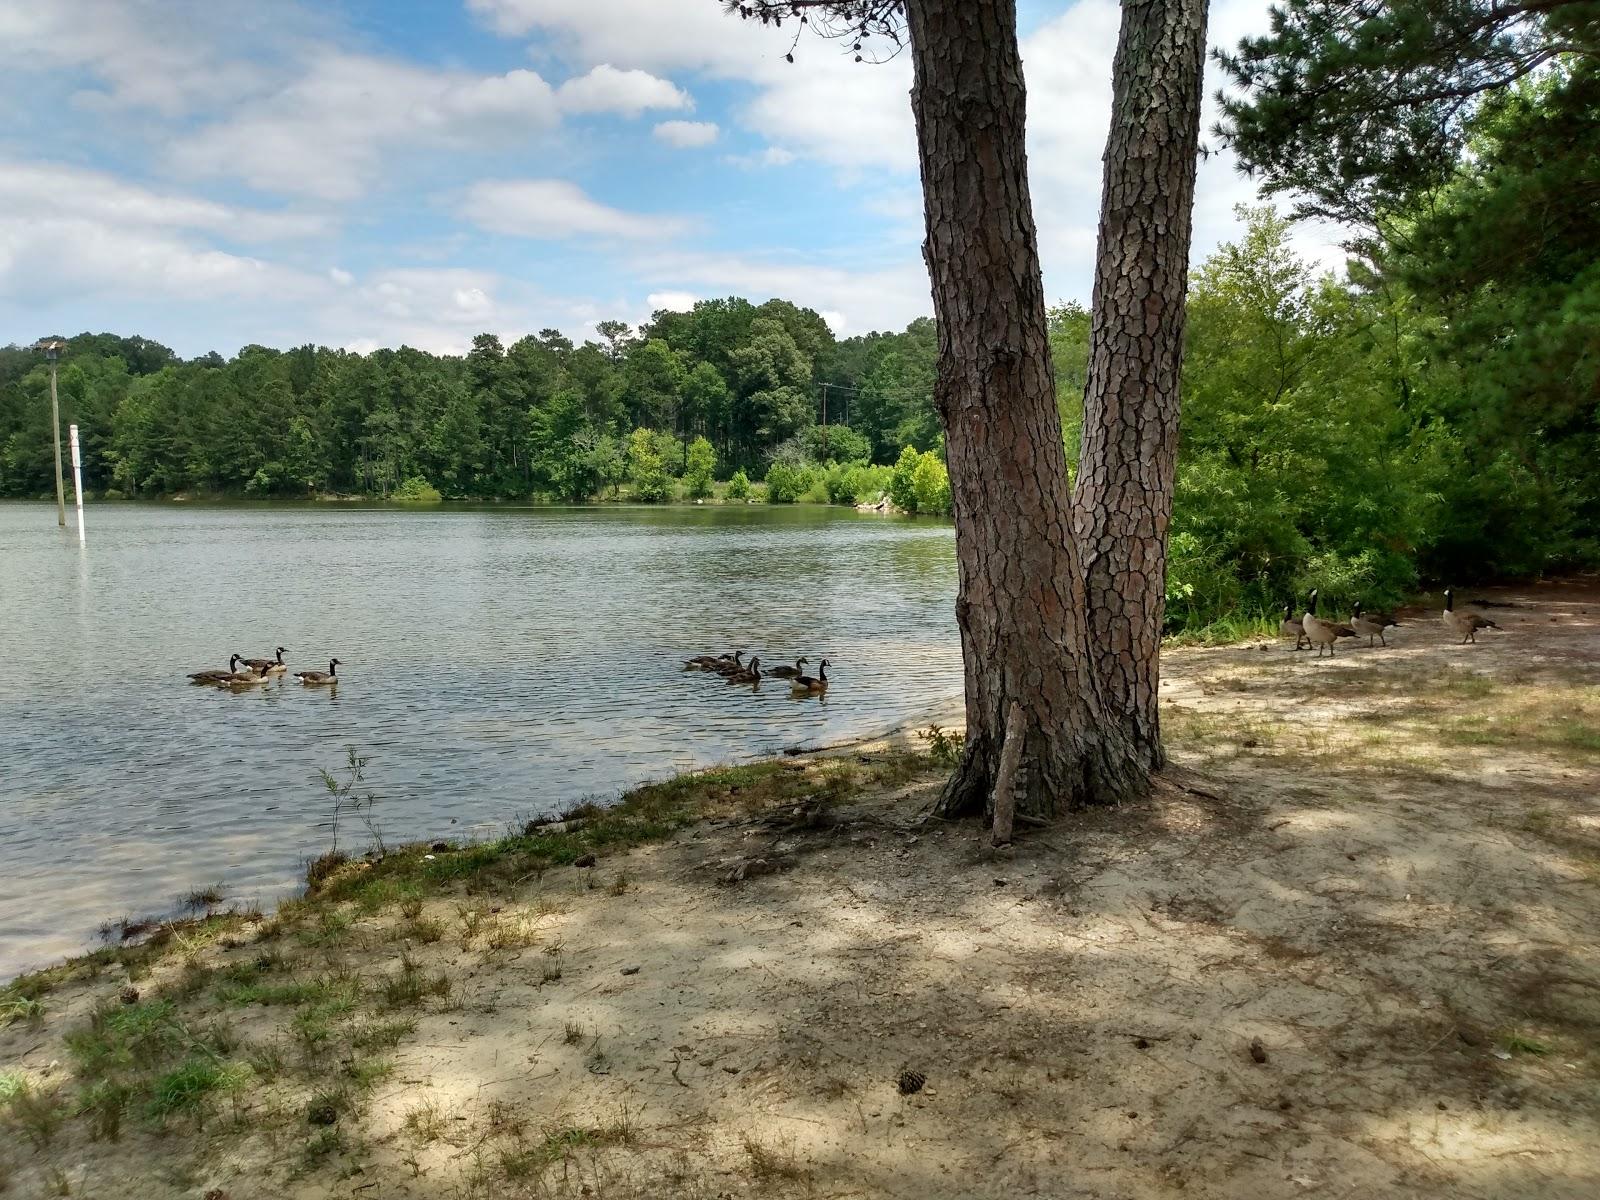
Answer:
[[897, 1068, 926, 1095]]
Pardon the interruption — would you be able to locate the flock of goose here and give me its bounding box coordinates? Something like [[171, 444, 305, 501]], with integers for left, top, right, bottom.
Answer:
[[1283, 588, 1502, 657], [684, 650, 831, 695], [186, 648, 342, 689]]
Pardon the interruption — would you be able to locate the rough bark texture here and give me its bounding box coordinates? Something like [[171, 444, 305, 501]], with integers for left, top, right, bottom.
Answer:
[[906, 0, 1148, 818], [1073, 0, 1210, 771]]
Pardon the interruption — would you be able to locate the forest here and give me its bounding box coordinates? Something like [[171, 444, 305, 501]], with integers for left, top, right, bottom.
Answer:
[[2, 61, 1595, 632]]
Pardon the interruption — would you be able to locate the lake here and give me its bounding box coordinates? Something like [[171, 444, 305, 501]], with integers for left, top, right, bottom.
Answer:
[[0, 503, 961, 979]]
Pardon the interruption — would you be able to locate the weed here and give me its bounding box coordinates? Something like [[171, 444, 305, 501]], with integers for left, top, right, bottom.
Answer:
[[10, 1085, 65, 1148], [402, 916, 445, 944], [351, 1017, 417, 1051], [607, 872, 631, 896], [247, 1038, 289, 1079], [345, 1057, 392, 1090], [0, 1071, 26, 1103], [917, 724, 966, 767], [66, 999, 181, 1077], [76, 1079, 133, 1141], [400, 896, 425, 921], [0, 996, 43, 1027], [741, 1133, 808, 1182], [302, 1125, 346, 1166], [484, 915, 539, 953], [179, 882, 226, 911], [317, 746, 385, 858], [540, 957, 564, 985], [296, 908, 354, 948], [45, 1166, 70, 1196], [379, 953, 451, 1009], [563, 1020, 585, 1045], [1502, 1032, 1551, 1056], [145, 1058, 251, 1122], [404, 1098, 452, 1143]]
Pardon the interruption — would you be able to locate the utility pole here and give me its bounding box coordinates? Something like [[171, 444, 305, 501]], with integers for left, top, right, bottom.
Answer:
[[36, 340, 67, 526]]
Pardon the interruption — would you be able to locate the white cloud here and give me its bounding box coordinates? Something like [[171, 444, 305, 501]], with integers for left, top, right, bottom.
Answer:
[[328, 267, 354, 286], [460, 179, 690, 241], [556, 64, 689, 115], [169, 55, 562, 200], [0, 162, 326, 242], [724, 146, 797, 169], [653, 120, 718, 148], [645, 290, 697, 312]]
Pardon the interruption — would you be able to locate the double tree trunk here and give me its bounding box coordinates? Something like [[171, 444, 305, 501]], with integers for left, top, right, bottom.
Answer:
[[906, 0, 1148, 819], [1073, 0, 1210, 771]]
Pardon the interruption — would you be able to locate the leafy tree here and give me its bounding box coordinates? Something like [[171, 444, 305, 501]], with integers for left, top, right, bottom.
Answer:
[[889, 445, 920, 513], [1216, 0, 1600, 230], [726, 469, 751, 500], [683, 435, 717, 499], [625, 427, 672, 503]]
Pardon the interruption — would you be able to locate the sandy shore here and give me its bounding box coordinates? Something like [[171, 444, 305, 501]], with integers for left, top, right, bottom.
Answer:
[[3, 581, 1597, 1198]]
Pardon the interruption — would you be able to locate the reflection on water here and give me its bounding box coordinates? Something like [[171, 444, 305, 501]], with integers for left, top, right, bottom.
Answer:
[[0, 503, 959, 977]]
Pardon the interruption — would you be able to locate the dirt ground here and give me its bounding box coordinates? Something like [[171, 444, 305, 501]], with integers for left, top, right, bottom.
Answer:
[[4, 581, 1598, 1199]]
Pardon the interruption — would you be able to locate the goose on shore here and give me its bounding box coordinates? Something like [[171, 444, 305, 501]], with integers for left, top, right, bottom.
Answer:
[[791, 658, 830, 695], [243, 647, 288, 675], [1279, 605, 1309, 651], [766, 656, 808, 679], [188, 655, 243, 684], [1351, 603, 1400, 648], [294, 658, 342, 685], [1442, 590, 1501, 644], [1301, 591, 1357, 658]]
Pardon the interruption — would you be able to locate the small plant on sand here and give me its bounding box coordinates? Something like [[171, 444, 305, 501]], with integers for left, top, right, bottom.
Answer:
[[917, 724, 965, 767], [380, 952, 451, 1010], [10, 1083, 65, 1148], [179, 882, 226, 911], [607, 871, 631, 896], [316, 747, 384, 858], [404, 1099, 450, 1143], [563, 1021, 585, 1045], [740, 1133, 807, 1182], [0, 995, 43, 1027]]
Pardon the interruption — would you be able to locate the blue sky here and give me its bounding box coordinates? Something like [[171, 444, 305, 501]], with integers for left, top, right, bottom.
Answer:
[[0, 0, 1338, 359]]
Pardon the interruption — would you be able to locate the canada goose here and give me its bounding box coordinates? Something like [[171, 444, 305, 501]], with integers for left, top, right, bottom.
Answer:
[[188, 655, 243, 684], [1351, 603, 1400, 648], [243, 647, 288, 675], [766, 656, 808, 679], [685, 650, 737, 671], [215, 663, 270, 689], [1301, 591, 1357, 657], [1279, 605, 1309, 651], [791, 658, 830, 694], [294, 659, 341, 685], [708, 651, 747, 676], [727, 656, 762, 684], [1442, 589, 1501, 644]]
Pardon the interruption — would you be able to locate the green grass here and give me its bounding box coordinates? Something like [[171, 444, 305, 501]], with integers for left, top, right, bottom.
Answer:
[[0, 996, 43, 1027], [145, 1058, 250, 1121], [65, 1000, 182, 1077], [76, 1079, 135, 1142], [1501, 1033, 1552, 1056], [0, 1070, 27, 1104]]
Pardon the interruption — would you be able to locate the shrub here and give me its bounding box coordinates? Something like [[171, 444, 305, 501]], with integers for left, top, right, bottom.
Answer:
[[391, 476, 442, 504], [683, 436, 716, 499], [910, 452, 951, 515], [727, 469, 751, 500], [802, 423, 871, 466], [889, 446, 920, 512], [764, 462, 813, 504]]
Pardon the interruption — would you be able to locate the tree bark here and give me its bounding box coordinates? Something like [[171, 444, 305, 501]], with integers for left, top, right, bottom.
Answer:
[[1072, 0, 1210, 771], [905, 0, 1148, 818]]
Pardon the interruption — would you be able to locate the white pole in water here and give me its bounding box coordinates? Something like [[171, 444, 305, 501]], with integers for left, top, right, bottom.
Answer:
[[68, 423, 85, 546]]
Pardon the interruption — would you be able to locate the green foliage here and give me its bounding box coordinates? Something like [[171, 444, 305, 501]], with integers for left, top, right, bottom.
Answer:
[[910, 452, 951, 516], [726, 468, 751, 500], [625, 427, 672, 503], [683, 435, 717, 499], [763, 461, 815, 504], [801, 422, 871, 465], [889, 446, 920, 513], [825, 462, 892, 506], [391, 476, 442, 504]]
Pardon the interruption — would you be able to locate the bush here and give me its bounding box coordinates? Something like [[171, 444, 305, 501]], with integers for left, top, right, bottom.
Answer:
[[683, 436, 716, 499], [889, 446, 920, 512], [764, 462, 814, 504], [825, 463, 893, 506], [392, 476, 442, 504], [727, 469, 751, 500], [910, 452, 951, 515]]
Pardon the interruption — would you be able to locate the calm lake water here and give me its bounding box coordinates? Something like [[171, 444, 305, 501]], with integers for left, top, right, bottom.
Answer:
[[0, 503, 960, 978]]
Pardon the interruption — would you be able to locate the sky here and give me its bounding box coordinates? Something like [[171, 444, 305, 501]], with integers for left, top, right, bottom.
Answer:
[[0, 0, 1340, 359]]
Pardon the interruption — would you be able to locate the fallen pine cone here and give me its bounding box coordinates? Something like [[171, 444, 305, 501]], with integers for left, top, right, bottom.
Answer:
[[897, 1068, 926, 1095], [119, 985, 140, 1005], [573, 853, 597, 868]]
